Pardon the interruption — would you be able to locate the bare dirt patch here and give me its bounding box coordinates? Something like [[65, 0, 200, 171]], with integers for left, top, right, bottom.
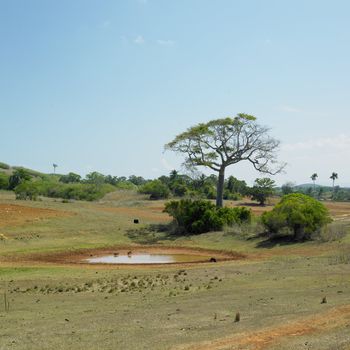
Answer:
[[324, 201, 350, 221], [175, 304, 350, 350], [0, 203, 72, 229]]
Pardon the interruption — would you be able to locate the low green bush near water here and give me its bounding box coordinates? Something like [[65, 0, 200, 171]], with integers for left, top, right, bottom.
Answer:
[[164, 199, 251, 234], [261, 193, 332, 241]]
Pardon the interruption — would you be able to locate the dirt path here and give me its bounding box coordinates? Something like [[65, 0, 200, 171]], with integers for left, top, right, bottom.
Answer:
[[174, 305, 350, 350]]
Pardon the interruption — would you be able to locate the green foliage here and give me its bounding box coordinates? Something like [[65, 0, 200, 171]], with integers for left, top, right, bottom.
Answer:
[[223, 190, 241, 200], [15, 181, 39, 200], [45, 182, 115, 201], [164, 199, 251, 234], [261, 193, 332, 241], [114, 181, 138, 190], [139, 180, 170, 199], [0, 162, 10, 170], [281, 182, 295, 195], [8, 169, 32, 190], [12, 166, 46, 179], [13, 176, 116, 202], [59, 172, 81, 183], [85, 172, 106, 185], [165, 114, 285, 207], [250, 178, 276, 205], [0, 173, 9, 189], [226, 176, 248, 196], [128, 175, 147, 186]]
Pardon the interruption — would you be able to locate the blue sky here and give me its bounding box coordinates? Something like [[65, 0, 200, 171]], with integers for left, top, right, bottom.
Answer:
[[1, 0, 349, 186]]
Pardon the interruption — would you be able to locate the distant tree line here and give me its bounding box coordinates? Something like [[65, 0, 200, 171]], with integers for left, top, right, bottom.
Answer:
[[0, 165, 278, 204], [1, 165, 349, 203]]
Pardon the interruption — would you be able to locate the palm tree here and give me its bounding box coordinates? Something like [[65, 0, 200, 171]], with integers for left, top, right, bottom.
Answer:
[[330, 172, 338, 193], [311, 173, 318, 191], [53, 163, 58, 174]]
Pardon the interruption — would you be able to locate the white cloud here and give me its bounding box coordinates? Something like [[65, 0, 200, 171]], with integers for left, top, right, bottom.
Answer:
[[277, 134, 350, 185], [282, 134, 350, 153], [157, 39, 175, 46], [279, 105, 301, 113], [134, 35, 145, 45]]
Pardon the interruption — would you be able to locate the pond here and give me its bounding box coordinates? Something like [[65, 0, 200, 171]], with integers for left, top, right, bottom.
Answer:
[[85, 253, 213, 264]]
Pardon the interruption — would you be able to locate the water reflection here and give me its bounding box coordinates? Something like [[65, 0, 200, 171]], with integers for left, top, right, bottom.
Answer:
[[86, 253, 209, 264]]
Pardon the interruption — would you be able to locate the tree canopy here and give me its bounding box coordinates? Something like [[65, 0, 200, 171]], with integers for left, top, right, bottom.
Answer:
[[165, 114, 285, 207]]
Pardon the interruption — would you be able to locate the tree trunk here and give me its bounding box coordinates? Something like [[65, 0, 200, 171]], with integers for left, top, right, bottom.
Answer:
[[216, 168, 225, 208], [293, 225, 304, 241]]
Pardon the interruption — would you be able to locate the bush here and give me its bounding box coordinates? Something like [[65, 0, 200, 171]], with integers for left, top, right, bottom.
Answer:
[[13, 177, 116, 201], [0, 162, 10, 170], [223, 190, 242, 200], [139, 180, 170, 199], [0, 173, 9, 190], [261, 193, 332, 241], [319, 222, 348, 242], [59, 172, 81, 183], [250, 178, 276, 205], [164, 199, 251, 234], [15, 181, 39, 200], [8, 169, 32, 190]]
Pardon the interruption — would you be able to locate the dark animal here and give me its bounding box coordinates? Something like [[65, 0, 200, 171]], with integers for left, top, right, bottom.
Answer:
[[133, 219, 139, 224], [209, 257, 217, 262]]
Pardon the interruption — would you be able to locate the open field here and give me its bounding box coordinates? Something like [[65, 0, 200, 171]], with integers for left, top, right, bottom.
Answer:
[[0, 190, 350, 350]]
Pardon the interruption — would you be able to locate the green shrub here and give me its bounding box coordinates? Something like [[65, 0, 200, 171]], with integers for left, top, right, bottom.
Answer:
[[139, 180, 170, 199], [217, 206, 251, 225], [164, 199, 251, 234], [249, 178, 276, 205], [0, 173, 9, 189], [114, 181, 138, 190], [59, 172, 82, 183], [0, 162, 10, 170], [8, 169, 32, 190], [15, 181, 39, 200], [261, 193, 332, 241], [223, 190, 242, 200], [13, 177, 116, 201]]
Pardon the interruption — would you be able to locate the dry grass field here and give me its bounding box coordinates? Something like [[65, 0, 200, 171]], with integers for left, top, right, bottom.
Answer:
[[0, 190, 350, 350]]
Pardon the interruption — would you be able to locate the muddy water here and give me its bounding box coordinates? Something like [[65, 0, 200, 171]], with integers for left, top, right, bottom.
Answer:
[[85, 253, 211, 264]]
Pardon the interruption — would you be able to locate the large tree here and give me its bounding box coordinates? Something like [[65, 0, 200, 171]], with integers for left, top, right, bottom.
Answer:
[[165, 114, 285, 207]]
